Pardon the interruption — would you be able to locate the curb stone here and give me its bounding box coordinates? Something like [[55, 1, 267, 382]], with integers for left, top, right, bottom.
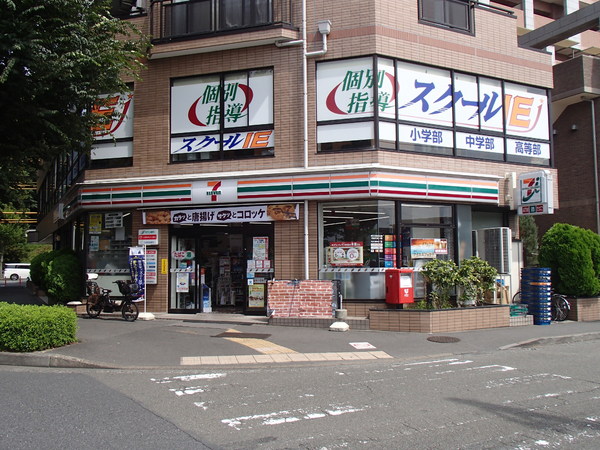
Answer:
[[0, 351, 113, 369], [499, 331, 600, 350]]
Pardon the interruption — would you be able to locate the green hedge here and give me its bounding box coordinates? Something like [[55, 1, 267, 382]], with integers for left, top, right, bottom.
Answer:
[[539, 223, 600, 297], [30, 249, 84, 304], [0, 303, 78, 352], [30, 250, 58, 290]]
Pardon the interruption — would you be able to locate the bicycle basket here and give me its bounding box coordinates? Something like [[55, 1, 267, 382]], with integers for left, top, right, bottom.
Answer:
[[116, 280, 140, 296], [116, 280, 131, 295]]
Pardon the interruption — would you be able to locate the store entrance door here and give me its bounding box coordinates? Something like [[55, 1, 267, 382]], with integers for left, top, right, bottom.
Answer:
[[169, 224, 273, 314]]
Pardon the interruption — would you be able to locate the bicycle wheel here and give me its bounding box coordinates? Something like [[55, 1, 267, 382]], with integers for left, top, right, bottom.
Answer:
[[121, 301, 139, 322], [512, 291, 521, 304], [86, 298, 102, 318], [552, 294, 570, 321]]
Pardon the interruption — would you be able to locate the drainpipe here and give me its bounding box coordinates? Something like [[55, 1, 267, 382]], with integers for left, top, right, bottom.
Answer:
[[590, 98, 600, 233], [276, 3, 331, 280]]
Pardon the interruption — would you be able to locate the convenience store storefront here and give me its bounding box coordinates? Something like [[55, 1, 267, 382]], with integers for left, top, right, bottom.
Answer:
[[144, 205, 286, 315], [75, 169, 502, 314]]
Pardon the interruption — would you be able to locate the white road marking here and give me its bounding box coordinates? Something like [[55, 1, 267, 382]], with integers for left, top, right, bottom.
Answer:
[[151, 373, 227, 384], [170, 386, 205, 396], [221, 405, 367, 431]]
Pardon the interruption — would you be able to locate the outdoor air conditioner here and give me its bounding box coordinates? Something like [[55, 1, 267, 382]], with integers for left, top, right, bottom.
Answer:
[[473, 227, 512, 274]]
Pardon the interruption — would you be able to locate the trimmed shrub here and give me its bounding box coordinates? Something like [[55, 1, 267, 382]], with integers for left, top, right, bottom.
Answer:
[[30, 250, 59, 290], [538, 223, 600, 297], [30, 249, 84, 304], [0, 303, 78, 352], [45, 250, 85, 304]]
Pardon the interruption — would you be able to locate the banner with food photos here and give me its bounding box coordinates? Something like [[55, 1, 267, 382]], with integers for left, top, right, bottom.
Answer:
[[144, 204, 298, 224]]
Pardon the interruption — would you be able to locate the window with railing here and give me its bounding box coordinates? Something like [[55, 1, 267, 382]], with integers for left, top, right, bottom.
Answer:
[[419, 0, 473, 33], [151, 0, 292, 41]]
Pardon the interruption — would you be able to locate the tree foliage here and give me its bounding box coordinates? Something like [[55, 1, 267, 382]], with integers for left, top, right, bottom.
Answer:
[[519, 215, 539, 267], [0, 0, 148, 174], [0, 223, 28, 269]]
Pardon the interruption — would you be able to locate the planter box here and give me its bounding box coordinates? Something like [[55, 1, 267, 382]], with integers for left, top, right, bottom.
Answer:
[[369, 305, 510, 333], [567, 297, 600, 322]]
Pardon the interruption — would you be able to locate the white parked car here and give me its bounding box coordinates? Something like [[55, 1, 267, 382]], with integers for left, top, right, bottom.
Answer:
[[3, 263, 31, 281]]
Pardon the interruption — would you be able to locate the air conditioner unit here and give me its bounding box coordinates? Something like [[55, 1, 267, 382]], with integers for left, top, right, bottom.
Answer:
[[473, 227, 512, 274]]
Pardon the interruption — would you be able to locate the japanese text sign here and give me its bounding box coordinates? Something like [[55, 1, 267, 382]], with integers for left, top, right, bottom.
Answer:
[[143, 204, 298, 225]]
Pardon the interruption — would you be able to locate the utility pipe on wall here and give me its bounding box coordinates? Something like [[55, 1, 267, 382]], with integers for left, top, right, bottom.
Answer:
[[276, 2, 331, 280], [590, 98, 600, 233]]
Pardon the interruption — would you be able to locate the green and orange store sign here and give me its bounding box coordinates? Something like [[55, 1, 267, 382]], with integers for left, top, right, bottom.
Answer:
[[78, 171, 500, 211]]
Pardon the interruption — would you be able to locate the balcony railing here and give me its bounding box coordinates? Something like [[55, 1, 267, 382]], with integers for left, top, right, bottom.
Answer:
[[150, 0, 293, 42]]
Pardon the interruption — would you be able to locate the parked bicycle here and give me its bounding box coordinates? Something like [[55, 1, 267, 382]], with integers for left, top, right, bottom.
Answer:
[[511, 290, 570, 321], [86, 279, 140, 321]]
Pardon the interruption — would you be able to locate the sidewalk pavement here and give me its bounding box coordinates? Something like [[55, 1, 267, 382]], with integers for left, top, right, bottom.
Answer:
[[1, 283, 600, 369]]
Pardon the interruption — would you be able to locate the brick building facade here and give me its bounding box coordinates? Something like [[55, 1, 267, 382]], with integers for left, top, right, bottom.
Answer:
[[37, 0, 562, 316]]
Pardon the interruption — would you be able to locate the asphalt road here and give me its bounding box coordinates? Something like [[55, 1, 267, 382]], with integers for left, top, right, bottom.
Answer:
[[2, 339, 599, 449]]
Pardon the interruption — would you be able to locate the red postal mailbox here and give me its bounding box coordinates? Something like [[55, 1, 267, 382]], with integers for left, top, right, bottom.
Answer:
[[385, 268, 415, 304]]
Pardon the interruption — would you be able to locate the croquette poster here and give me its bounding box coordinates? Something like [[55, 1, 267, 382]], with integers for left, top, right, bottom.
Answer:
[[143, 204, 298, 224]]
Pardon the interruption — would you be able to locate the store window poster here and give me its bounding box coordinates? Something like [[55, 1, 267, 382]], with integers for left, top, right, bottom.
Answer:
[[89, 213, 102, 234], [253, 237, 269, 260]]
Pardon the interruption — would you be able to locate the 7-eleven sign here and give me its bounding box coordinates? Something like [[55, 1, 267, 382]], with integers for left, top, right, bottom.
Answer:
[[517, 170, 554, 216]]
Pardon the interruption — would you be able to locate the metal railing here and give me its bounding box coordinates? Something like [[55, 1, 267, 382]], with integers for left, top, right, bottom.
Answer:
[[150, 0, 293, 42]]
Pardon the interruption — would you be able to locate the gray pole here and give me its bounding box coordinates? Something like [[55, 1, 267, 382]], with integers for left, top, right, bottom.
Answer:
[[589, 98, 599, 234]]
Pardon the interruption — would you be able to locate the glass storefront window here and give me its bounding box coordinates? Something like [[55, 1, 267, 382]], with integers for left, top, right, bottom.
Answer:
[[322, 201, 395, 269], [86, 212, 132, 272], [319, 201, 455, 300], [401, 204, 453, 225]]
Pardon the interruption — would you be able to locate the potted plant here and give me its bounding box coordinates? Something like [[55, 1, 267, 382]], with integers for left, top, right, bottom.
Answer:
[[419, 258, 459, 309], [457, 256, 498, 306]]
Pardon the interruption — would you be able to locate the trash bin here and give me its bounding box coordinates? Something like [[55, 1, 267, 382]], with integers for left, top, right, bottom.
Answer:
[[385, 268, 415, 305], [520, 267, 551, 325]]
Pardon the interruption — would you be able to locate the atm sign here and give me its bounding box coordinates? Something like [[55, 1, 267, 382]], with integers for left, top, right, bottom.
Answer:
[[138, 229, 159, 246]]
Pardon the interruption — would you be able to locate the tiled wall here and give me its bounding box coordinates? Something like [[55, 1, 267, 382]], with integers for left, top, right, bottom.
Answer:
[[369, 306, 510, 332], [344, 301, 387, 318], [568, 297, 600, 322]]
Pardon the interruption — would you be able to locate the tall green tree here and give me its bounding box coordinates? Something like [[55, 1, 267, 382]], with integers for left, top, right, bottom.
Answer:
[[519, 215, 539, 267], [0, 222, 28, 269], [0, 0, 148, 176]]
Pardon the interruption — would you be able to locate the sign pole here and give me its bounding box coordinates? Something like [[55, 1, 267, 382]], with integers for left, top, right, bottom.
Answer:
[[143, 244, 147, 314], [136, 238, 155, 321]]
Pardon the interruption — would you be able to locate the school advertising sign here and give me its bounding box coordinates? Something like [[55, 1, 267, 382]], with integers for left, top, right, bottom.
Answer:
[[170, 69, 274, 155], [91, 92, 134, 161], [316, 57, 550, 162]]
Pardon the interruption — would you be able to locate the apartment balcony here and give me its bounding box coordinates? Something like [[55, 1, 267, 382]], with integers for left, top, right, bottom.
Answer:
[[512, 5, 600, 57], [149, 0, 297, 59]]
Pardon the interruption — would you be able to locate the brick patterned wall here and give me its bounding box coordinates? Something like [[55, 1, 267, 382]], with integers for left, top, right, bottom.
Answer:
[[268, 280, 335, 318], [369, 306, 510, 332], [567, 297, 600, 322]]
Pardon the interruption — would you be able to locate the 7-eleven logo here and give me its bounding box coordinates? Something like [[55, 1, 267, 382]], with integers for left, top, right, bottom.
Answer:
[[521, 177, 541, 204], [207, 181, 222, 202]]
